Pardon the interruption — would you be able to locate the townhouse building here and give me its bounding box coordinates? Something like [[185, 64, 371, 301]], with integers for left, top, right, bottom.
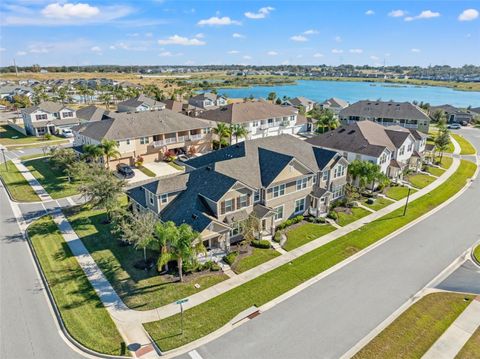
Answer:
[[307, 121, 427, 179], [199, 101, 307, 140], [126, 135, 348, 251], [320, 97, 349, 115], [21, 101, 80, 136], [188, 93, 227, 109], [429, 104, 476, 124], [72, 108, 215, 168], [283, 96, 317, 112], [339, 100, 431, 133], [117, 94, 166, 112]]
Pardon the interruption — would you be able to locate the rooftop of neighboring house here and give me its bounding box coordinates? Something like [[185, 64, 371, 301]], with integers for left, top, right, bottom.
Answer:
[[429, 104, 476, 116], [76, 105, 106, 122], [471, 107, 480, 115], [287, 96, 316, 107], [72, 108, 215, 141], [339, 100, 430, 121], [164, 99, 204, 114], [198, 101, 298, 124], [22, 101, 75, 115], [306, 121, 418, 157], [117, 94, 165, 109], [321, 97, 349, 108], [190, 92, 224, 101]]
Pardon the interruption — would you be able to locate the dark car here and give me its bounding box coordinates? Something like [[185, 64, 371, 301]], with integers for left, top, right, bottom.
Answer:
[[116, 163, 135, 179]]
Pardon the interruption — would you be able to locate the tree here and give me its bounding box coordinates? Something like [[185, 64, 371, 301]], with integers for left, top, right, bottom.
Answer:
[[99, 92, 112, 110], [49, 148, 77, 180], [310, 108, 338, 133], [100, 139, 120, 168], [12, 95, 31, 108], [170, 224, 204, 282], [240, 214, 260, 253], [267, 92, 277, 102], [82, 144, 104, 163], [212, 123, 231, 148], [435, 126, 451, 163], [154, 221, 179, 272], [231, 124, 248, 144], [347, 160, 384, 191]]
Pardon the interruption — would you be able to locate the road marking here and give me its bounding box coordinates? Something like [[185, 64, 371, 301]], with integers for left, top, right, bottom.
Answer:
[[188, 350, 204, 359], [18, 149, 24, 153]]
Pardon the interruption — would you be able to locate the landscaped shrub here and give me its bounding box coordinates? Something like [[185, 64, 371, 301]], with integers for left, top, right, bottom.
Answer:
[[182, 259, 199, 274], [223, 252, 238, 266], [251, 240, 271, 249], [327, 210, 338, 220], [276, 215, 304, 230], [306, 216, 326, 224], [273, 231, 282, 243], [200, 261, 221, 272]]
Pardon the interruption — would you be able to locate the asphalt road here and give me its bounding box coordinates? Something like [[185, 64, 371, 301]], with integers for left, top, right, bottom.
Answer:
[[180, 128, 480, 359]]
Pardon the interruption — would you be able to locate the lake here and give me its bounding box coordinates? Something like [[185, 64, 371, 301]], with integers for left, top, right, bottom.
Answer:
[[216, 80, 480, 108]]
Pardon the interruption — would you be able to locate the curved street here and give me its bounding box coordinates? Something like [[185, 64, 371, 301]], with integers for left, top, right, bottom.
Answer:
[[177, 128, 480, 359]]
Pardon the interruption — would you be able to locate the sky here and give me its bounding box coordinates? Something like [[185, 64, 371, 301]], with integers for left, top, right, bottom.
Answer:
[[0, 0, 479, 68]]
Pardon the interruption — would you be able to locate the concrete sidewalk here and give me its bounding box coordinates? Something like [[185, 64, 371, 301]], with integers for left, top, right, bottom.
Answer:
[[12, 158, 52, 201], [423, 295, 480, 359]]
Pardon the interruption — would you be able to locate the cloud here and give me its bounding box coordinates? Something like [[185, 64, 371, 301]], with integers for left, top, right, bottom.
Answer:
[[90, 46, 102, 53], [109, 41, 150, 51], [334, 35, 342, 43], [404, 10, 440, 21], [0, 48, 5, 52], [158, 51, 182, 57], [281, 60, 290, 65], [194, 33, 205, 38], [313, 53, 324, 58], [349, 48, 363, 54], [331, 49, 343, 54], [365, 10, 375, 16], [303, 29, 319, 35], [158, 35, 206, 46], [145, 32, 153, 37], [389, 10, 407, 17], [411, 48, 421, 53], [290, 35, 308, 42], [185, 60, 195, 65], [41, 2, 99, 19], [232, 32, 245, 38], [227, 50, 239, 54], [370, 55, 380, 61], [197, 16, 240, 26], [243, 55, 252, 60], [244, 6, 274, 19], [458, 9, 479, 21], [16, 51, 27, 56], [267, 51, 278, 56]]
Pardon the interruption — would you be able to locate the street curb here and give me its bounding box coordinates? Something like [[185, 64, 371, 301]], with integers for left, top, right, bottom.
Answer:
[[0, 175, 20, 203], [24, 215, 131, 359]]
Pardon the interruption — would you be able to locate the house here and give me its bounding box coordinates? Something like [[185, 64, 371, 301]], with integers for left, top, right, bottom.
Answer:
[[306, 121, 427, 180], [0, 85, 33, 101], [199, 101, 307, 140], [429, 105, 476, 124], [284, 96, 316, 112], [339, 100, 431, 133], [320, 97, 349, 115], [21, 101, 80, 136], [72, 108, 215, 168], [126, 135, 348, 250], [117, 94, 166, 113], [188, 93, 227, 109], [76, 105, 107, 122], [164, 99, 204, 117]]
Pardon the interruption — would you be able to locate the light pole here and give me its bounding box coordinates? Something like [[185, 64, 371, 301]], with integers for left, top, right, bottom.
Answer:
[[0, 146, 7, 172], [403, 187, 412, 216]]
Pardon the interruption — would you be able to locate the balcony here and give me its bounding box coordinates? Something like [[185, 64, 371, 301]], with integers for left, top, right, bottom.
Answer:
[[189, 134, 204, 141], [151, 134, 205, 148]]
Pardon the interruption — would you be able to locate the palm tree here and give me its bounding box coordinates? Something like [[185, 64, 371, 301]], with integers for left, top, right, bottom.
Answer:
[[100, 139, 120, 168], [212, 123, 231, 148], [170, 224, 204, 282], [76, 85, 90, 104], [315, 108, 338, 133], [154, 221, 178, 272], [82, 144, 103, 163], [231, 124, 249, 144], [99, 92, 112, 110], [32, 85, 49, 105]]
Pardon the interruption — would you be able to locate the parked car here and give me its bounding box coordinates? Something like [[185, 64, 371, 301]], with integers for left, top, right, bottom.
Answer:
[[60, 128, 74, 138], [117, 163, 135, 179], [447, 123, 461, 129]]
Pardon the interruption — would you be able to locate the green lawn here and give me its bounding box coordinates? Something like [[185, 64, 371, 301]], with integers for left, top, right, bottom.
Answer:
[[451, 133, 476, 155], [66, 206, 228, 310], [143, 159, 476, 352], [28, 216, 127, 356], [363, 197, 394, 211], [439, 156, 453, 169], [232, 247, 280, 274], [407, 173, 436, 189], [474, 244, 480, 264], [137, 166, 156, 177], [425, 166, 445, 177], [336, 207, 371, 226], [456, 326, 480, 359], [0, 124, 64, 146], [19, 153, 48, 161], [385, 186, 416, 201], [283, 223, 336, 251], [0, 160, 40, 202], [354, 292, 475, 359], [25, 157, 80, 199], [427, 137, 454, 154]]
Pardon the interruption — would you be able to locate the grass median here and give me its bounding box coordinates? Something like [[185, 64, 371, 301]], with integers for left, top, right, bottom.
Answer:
[[0, 160, 40, 202], [28, 216, 128, 356], [456, 326, 480, 359], [144, 159, 476, 352], [451, 133, 476, 155], [353, 292, 475, 358]]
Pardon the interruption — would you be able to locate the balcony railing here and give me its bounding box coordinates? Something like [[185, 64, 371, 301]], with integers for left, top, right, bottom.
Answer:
[[151, 134, 205, 147], [189, 134, 203, 141]]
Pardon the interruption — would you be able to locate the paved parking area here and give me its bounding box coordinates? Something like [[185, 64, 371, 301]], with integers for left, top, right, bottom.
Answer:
[[142, 161, 183, 177]]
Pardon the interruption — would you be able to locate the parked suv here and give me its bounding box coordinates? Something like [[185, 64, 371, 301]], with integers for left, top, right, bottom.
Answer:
[[117, 163, 135, 179]]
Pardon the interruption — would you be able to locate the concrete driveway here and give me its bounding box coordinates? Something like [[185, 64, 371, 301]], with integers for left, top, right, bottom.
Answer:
[[142, 161, 183, 177]]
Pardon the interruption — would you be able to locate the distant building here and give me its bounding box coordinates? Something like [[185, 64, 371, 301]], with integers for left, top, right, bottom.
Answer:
[[320, 97, 349, 115], [21, 101, 79, 136], [283, 96, 317, 112], [117, 94, 166, 113], [188, 93, 227, 109], [76, 105, 107, 122], [429, 104, 476, 124], [339, 100, 431, 133]]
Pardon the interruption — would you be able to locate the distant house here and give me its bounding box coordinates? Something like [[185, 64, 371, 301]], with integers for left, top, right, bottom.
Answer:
[[339, 100, 431, 133], [188, 93, 227, 109], [76, 105, 106, 122], [72, 109, 215, 168], [320, 97, 349, 115], [117, 94, 166, 113], [21, 101, 80, 136], [198, 101, 307, 140], [429, 104, 476, 124], [284, 96, 316, 112], [306, 121, 427, 180], [164, 99, 204, 117], [126, 135, 348, 250], [471, 107, 480, 116], [0, 85, 33, 102]]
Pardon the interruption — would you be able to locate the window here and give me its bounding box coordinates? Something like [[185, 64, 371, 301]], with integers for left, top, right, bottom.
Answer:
[[272, 184, 285, 198], [36, 114, 48, 121], [331, 184, 345, 199], [296, 177, 308, 191], [407, 143, 413, 152], [252, 121, 259, 127], [399, 146, 405, 156], [254, 190, 260, 203], [224, 198, 234, 213], [273, 206, 284, 221], [334, 165, 345, 178], [322, 171, 328, 181], [239, 194, 248, 208], [63, 111, 73, 118], [126, 139, 131, 145], [380, 153, 387, 164], [160, 194, 168, 204], [116, 141, 120, 147], [140, 137, 149, 145], [230, 221, 243, 237], [148, 192, 154, 205], [312, 175, 317, 184], [294, 198, 305, 213]]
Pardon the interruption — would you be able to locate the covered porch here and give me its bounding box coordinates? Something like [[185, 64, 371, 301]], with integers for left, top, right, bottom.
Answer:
[[308, 188, 331, 217]]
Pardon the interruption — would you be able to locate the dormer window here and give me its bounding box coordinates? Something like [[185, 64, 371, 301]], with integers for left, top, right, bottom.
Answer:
[[254, 190, 260, 203], [160, 193, 168, 204], [36, 114, 48, 121]]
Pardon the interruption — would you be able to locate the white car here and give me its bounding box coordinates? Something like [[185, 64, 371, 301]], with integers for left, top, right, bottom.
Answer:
[[447, 123, 461, 130], [60, 128, 74, 138]]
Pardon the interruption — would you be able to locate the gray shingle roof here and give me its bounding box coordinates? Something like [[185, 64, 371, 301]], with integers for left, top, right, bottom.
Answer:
[[117, 94, 165, 109], [340, 100, 430, 121], [288, 96, 316, 107], [76, 105, 106, 122], [143, 173, 190, 195], [23, 101, 73, 115], [321, 97, 349, 108]]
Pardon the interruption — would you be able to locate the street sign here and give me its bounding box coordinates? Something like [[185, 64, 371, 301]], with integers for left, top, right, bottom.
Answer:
[[176, 298, 189, 305], [176, 298, 189, 334]]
